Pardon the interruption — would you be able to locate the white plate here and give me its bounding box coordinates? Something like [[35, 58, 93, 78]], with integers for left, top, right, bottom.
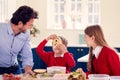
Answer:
[[33, 69, 46, 74], [0, 75, 3, 80]]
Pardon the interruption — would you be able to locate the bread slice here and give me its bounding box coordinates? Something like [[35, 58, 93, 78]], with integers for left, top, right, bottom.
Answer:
[[33, 69, 46, 74], [52, 37, 62, 48]]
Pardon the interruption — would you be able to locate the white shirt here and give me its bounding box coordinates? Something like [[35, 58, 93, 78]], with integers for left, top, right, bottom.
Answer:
[[92, 46, 103, 59], [54, 53, 64, 57]]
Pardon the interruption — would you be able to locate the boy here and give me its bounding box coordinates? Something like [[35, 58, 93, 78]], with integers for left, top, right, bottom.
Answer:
[[36, 34, 76, 73]]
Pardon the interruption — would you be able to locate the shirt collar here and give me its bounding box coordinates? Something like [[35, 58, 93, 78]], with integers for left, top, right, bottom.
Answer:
[[7, 23, 14, 35], [54, 53, 64, 57], [92, 46, 103, 58], [7, 23, 30, 40]]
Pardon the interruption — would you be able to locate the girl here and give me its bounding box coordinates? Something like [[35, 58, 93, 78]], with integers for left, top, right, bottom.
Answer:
[[84, 25, 120, 76]]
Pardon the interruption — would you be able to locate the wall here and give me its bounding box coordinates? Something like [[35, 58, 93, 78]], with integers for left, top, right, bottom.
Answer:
[[15, 0, 120, 47], [7, 0, 16, 19], [101, 0, 120, 47], [16, 0, 28, 7]]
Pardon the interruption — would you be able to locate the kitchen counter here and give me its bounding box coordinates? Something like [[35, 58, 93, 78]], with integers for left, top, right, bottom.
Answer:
[[77, 54, 88, 62], [77, 52, 120, 62]]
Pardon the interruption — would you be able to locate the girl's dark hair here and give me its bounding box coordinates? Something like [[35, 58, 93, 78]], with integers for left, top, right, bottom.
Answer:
[[10, 5, 38, 25], [87, 47, 94, 72]]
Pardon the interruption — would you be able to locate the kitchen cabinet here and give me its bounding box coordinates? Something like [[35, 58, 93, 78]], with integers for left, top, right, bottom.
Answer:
[[67, 47, 89, 72], [31, 46, 89, 72], [18, 46, 120, 73]]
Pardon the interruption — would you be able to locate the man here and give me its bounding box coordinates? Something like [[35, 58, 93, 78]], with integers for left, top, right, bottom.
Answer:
[[0, 5, 38, 74]]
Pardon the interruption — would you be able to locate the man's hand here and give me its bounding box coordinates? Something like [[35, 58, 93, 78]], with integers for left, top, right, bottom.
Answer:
[[24, 66, 33, 74]]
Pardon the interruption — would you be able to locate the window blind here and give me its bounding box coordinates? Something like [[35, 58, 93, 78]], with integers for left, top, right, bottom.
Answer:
[[0, 0, 8, 22]]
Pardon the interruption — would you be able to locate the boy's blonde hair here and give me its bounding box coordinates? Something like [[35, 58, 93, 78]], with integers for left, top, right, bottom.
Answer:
[[59, 36, 68, 47]]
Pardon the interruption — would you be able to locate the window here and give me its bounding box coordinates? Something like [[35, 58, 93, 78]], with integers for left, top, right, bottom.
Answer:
[[0, 0, 8, 22], [47, 0, 100, 30]]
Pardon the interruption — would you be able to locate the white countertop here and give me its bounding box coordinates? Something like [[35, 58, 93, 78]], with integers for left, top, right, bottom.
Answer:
[[77, 54, 89, 62], [77, 52, 120, 62]]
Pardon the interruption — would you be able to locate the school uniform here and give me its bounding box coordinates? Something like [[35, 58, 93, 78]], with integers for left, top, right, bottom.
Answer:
[[92, 46, 120, 76], [36, 39, 76, 73]]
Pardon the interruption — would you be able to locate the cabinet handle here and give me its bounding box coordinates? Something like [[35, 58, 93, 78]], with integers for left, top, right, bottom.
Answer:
[[77, 48, 84, 52]]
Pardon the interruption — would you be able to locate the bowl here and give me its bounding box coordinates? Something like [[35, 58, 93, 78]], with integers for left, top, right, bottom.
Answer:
[[0, 75, 3, 80], [47, 66, 66, 74], [88, 74, 110, 80], [110, 76, 120, 80]]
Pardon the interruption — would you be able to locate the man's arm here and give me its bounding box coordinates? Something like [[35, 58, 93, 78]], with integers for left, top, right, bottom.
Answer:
[[21, 34, 33, 74]]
